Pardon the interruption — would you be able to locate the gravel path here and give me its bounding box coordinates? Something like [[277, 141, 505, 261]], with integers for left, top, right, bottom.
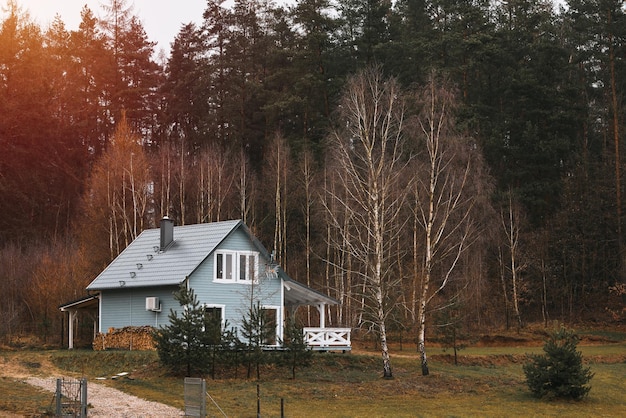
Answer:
[[25, 377, 183, 417]]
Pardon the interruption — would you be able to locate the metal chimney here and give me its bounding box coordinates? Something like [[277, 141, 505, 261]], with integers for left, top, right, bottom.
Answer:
[[160, 216, 174, 251]]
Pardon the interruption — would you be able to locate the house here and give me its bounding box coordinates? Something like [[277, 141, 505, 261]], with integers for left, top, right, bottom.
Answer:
[[60, 217, 351, 351]]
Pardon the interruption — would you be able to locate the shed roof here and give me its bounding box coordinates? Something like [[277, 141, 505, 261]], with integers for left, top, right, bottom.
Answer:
[[282, 272, 338, 306], [59, 294, 99, 311], [87, 219, 244, 290]]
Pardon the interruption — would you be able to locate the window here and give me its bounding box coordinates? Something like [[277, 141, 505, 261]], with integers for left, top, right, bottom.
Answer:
[[202, 304, 224, 335], [214, 251, 258, 283], [216, 252, 233, 280], [262, 307, 279, 346], [204, 306, 223, 322]]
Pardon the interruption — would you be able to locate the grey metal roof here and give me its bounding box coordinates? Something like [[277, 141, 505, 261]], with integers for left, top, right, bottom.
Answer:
[[86, 219, 243, 290], [282, 271, 339, 306]]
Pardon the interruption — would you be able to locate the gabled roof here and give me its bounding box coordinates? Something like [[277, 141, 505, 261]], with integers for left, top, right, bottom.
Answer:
[[87, 219, 245, 290]]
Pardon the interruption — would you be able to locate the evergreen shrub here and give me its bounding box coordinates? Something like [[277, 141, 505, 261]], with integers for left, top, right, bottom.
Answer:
[[523, 326, 593, 400]]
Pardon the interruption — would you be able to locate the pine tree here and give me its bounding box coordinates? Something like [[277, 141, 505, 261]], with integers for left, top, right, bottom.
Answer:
[[435, 302, 468, 366], [523, 326, 593, 400], [281, 315, 312, 379], [240, 301, 275, 380], [153, 284, 220, 377]]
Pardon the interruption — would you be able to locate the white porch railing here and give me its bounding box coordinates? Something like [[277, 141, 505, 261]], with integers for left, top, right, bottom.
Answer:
[[303, 327, 351, 351]]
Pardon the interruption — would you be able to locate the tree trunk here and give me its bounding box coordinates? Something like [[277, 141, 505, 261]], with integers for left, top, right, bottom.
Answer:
[[417, 275, 429, 376], [608, 10, 624, 283], [417, 326, 429, 376], [503, 191, 522, 331], [377, 287, 393, 379], [499, 248, 511, 330]]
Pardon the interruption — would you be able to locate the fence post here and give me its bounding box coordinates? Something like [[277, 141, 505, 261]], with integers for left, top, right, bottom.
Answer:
[[80, 378, 88, 418], [55, 378, 62, 416], [257, 384, 261, 418], [184, 377, 206, 417]]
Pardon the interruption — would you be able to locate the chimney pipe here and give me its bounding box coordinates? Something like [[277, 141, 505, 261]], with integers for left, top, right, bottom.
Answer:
[[160, 216, 174, 251]]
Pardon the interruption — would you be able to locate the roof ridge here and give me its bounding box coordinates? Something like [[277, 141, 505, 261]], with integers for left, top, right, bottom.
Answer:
[[86, 220, 243, 290]]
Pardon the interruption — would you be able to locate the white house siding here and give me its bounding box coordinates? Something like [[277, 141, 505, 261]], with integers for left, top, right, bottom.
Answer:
[[99, 286, 179, 332]]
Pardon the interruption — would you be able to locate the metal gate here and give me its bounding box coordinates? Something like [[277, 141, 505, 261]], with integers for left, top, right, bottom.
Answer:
[[55, 378, 87, 417]]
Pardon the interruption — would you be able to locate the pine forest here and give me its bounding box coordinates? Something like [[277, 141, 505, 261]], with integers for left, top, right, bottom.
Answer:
[[1, 0, 625, 351]]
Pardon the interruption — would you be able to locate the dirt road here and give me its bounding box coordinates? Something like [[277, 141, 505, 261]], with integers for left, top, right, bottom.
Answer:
[[25, 376, 183, 417]]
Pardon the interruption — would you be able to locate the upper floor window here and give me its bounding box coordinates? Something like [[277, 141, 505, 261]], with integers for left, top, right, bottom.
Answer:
[[214, 250, 258, 283]]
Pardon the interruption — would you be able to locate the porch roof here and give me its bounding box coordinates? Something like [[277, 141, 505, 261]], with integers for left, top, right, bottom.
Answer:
[[281, 272, 339, 307], [59, 295, 99, 311]]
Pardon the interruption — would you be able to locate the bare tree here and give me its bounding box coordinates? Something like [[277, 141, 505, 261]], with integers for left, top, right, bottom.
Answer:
[[264, 133, 291, 267], [299, 147, 317, 324], [79, 111, 152, 264], [197, 144, 236, 223], [499, 189, 527, 331], [236, 147, 256, 225], [412, 75, 482, 376], [324, 67, 412, 379]]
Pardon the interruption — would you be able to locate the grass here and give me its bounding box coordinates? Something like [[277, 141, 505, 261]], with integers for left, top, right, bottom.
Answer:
[[1, 334, 626, 417], [0, 376, 55, 416]]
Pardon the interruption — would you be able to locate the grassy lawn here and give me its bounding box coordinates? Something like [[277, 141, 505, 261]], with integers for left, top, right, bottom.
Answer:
[[1, 335, 625, 417], [0, 377, 55, 417]]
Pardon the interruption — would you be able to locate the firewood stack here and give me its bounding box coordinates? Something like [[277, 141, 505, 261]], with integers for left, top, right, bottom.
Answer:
[[92, 326, 156, 351]]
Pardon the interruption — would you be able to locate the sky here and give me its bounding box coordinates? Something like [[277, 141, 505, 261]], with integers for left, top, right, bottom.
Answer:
[[14, 0, 207, 56]]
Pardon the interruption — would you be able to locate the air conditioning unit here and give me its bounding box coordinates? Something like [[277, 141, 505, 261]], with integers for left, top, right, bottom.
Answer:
[[146, 297, 161, 312]]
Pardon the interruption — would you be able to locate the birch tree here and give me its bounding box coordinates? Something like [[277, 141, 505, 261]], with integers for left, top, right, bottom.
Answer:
[[236, 148, 256, 225], [197, 144, 236, 223], [264, 133, 290, 267], [499, 189, 527, 331], [412, 75, 482, 376], [324, 67, 411, 379]]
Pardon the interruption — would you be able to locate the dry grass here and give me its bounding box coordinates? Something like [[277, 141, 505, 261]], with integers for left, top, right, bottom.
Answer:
[[1, 329, 626, 417]]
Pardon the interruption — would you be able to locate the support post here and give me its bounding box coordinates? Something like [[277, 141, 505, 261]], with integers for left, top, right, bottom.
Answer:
[[316, 303, 326, 328], [68, 310, 77, 349]]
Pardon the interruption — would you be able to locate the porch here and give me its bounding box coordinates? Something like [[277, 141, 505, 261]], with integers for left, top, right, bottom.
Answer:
[[59, 295, 99, 349], [282, 276, 351, 351], [303, 327, 351, 351]]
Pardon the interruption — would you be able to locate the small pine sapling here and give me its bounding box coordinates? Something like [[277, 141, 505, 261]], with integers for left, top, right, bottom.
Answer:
[[523, 326, 593, 400], [281, 315, 312, 379], [435, 303, 469, 365], [240, 301, 275, 380]]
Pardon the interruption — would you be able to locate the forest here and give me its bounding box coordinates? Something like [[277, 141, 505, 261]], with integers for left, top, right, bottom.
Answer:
[[0, 0, 625, 351]]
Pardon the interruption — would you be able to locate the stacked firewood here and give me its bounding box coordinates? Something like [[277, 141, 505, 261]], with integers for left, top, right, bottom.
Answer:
[[92, 326, 156, 351]]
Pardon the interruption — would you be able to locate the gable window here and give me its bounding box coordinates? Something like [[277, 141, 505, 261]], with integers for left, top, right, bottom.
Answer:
[[216, 252, 233, 280], [214, 251, 258, 283]]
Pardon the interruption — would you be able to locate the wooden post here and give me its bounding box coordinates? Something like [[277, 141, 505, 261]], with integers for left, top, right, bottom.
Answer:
[[257, 384, 261, 418], [316, 303, 326, 328], [68, 310, 77, 349]]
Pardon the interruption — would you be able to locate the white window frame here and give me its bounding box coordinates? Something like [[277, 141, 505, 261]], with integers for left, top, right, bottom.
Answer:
[[214, 250, 259, 283], [261, 305, 281, 346]]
